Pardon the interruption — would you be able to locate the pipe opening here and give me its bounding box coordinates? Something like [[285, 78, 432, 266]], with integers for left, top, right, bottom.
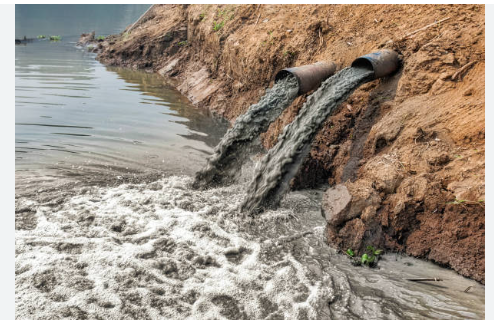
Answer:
[[351, 50, 400, 79], [274, 61, 337, 95], [351, 58, 374, 72], [274, 70, 295, 83]]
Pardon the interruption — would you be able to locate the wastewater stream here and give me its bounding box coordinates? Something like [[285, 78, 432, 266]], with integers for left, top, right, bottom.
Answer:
[[241, 67, 374, 213], [193, 75, 299, 189]]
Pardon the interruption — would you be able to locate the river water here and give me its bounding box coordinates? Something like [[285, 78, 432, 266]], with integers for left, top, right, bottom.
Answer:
[[15, 4, 228, 194], [15, 5, 485, 320]]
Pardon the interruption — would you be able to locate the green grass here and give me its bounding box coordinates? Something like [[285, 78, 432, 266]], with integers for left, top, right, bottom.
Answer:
[[96, 35, 105, 41], [37, 35, 46, 39], [49, 35, 61, 41], [199, 13, 206, 21], [177, 41, 188, 47], [213, 20, 225, 32]]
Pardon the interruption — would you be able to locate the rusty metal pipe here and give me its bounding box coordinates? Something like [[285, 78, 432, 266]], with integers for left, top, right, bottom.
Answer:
[[274, 61, 337, 95], [351, 49, 400, 79]]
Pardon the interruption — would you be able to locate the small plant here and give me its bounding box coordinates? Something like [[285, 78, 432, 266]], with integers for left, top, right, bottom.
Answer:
[[360, 246, 383, 267], [213, 20, 225, 32], [347, 246, 383, 268], [49, 35, 61, 41], [177, 41, 188, 47], [199, 13, 206, 20], [37, 35, 46, 39], [96, 35, 105, 41]]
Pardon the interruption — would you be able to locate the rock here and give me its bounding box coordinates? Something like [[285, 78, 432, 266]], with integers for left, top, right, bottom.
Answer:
[[322, 180, 381, 227], [443, 53, 456, 65], [426, 151, 451, 166], [321, 184, 352, 226], [363, 157, 404, 194], [346, 179, 382, 217]]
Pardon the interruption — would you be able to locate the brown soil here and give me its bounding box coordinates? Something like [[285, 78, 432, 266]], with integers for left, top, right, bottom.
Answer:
[[94, 4, 485, 283]]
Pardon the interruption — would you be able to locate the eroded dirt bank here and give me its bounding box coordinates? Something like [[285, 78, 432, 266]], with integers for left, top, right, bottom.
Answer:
[[94, 4, 485, 283]]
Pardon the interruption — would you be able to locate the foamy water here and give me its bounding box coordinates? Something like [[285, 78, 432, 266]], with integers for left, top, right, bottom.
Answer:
[[15, 175, 484, 319]]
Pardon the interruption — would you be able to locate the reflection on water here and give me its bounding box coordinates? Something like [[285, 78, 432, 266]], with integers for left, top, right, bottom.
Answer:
[[15, 4, 151, 39], [15, 37, 228, 193], [106, 67, 227, 149]]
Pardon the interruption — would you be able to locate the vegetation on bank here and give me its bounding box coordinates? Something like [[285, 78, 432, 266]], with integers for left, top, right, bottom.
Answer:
[[346, 246, 383, 267]]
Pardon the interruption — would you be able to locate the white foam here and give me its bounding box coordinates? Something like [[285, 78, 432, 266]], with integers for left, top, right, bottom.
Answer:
[[15, 175, 485, 319], [16, 176, 326, 319]]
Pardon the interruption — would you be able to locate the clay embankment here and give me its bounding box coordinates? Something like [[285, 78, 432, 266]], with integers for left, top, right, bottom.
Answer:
[[94, 4, 485, 283]]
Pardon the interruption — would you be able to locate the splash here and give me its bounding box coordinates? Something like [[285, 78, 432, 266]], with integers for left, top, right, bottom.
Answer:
[[193, 76, 299, 189]]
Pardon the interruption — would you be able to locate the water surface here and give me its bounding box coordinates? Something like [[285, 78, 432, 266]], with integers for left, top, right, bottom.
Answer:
[[16, 35, 228, 193], [16, 4, 151, 39]]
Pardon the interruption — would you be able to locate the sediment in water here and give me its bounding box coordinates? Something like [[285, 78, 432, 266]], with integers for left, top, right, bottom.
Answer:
[[193, 75, 299, 189], [15, 175, 485, 319], [240, 67, 374, 213]]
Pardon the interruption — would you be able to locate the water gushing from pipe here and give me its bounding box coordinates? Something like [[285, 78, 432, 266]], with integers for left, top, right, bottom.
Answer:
[[240, 67, 374, 213], [193, 61, 337, 189], [193, 75, 299, 189]]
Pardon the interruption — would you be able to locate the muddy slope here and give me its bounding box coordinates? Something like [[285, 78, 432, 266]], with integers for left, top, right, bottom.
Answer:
[[96, 4, 485, 283]]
